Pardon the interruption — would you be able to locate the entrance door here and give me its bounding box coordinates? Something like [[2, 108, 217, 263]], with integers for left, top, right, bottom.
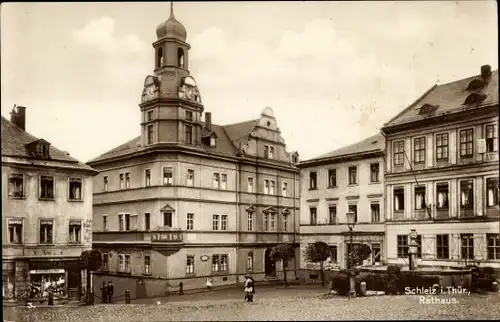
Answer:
[[264, 248, 276, 277]]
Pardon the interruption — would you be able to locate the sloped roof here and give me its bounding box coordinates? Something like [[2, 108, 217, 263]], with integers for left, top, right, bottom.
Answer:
[[302, 133, 385, 164], [88, 119, 259, 164], [384, 69, 499, 128], [1, 116, 96, 172]]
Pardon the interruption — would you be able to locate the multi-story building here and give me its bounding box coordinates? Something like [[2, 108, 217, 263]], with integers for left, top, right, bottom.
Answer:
[[381, 64, 500, 271], [2, 106, 97, 304], [88, 5, 300, 297], [298, 133, 386, 274]]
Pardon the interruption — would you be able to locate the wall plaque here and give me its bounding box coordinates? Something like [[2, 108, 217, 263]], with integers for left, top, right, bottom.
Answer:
[[200, 255, 209, 262]]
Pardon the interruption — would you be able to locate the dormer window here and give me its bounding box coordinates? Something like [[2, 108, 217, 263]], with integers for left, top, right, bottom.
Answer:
[[466, 78, 487, 91], [418, 104, 439, 115], [464, 93, 487, 105], [26, 139, 51, 159], [264, 145, 274, 159], [210, 136, 216, 147]]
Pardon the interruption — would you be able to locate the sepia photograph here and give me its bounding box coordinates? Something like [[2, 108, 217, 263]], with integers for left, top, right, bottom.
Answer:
[[1, 1, 499, 321]]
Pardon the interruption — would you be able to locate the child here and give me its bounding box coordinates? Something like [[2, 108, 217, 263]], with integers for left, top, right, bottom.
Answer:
[[206, 277, 212, 291]]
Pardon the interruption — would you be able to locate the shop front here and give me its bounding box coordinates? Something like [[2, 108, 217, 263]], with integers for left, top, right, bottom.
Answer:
[[28, 259, 82, 301]]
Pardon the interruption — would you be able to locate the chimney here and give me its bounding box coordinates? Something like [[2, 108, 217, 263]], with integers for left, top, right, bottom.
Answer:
[[481, 65, 492, 78], [10, 105, 26, 131], [205, 112, 212, 132]]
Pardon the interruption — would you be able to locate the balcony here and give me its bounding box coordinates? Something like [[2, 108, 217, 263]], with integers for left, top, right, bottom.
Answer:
[[393, 211, 405, 220], [414, 210, 429, 220], [93, 230, 183, 256], [459, 208, 475, 218], [435, 208, 450, 219]]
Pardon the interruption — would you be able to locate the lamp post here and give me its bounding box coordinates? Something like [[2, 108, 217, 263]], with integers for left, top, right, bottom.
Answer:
[[346, 211, 356, 298], [408, 229, 418, 271]]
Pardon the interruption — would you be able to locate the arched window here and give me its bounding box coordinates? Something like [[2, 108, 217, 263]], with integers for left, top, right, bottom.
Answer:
[[157, 47, 164, 68], [177, 48, 185, 68], [247, 252, 254, 271]]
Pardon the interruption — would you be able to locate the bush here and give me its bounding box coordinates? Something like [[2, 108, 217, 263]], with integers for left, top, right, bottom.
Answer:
[[471, 266, 497, 292]]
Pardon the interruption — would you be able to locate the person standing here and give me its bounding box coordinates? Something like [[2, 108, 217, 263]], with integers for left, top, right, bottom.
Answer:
[[244, 275, 255, 302], [107, 281, 114, 303], [100, 282, 108, 303], [206, 277, 212, 291]]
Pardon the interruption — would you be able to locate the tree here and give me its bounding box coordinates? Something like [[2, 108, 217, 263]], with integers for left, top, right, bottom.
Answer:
[[270, 244, 296, 288], [79, 249, 103, 305], [349, 244, 371, 267], [303, 241, 331, 286]]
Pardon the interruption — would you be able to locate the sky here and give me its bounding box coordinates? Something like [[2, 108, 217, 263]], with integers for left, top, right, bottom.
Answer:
[[1, 1, 498, 163]]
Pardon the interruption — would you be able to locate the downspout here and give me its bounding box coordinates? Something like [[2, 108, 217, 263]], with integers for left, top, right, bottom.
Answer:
[[293, 163, 299, 279], [236, 157, 241, 284], [380, 132, 388, 265]]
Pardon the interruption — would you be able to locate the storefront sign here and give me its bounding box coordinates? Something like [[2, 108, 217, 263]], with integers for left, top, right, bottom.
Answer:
[[151, 232, 181, 242], [344, 235, 383, 242], [29, 260, 67, 271], [29, 269, 65, 274]]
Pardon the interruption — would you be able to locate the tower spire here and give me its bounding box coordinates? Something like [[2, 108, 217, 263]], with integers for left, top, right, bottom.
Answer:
[[169, 1, 175, 19]]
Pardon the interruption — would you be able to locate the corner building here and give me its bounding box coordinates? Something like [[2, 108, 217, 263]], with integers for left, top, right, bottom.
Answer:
[[381, 65, 500, 271], [88, 6, 300, 298]]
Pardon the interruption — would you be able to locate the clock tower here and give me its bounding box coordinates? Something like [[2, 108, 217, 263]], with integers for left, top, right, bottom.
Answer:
[[140, 2, 204, 147]]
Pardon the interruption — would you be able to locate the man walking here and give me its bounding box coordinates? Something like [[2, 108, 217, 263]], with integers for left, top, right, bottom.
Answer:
[[106, 281, 114, 303], [100, 282, 108, 303]]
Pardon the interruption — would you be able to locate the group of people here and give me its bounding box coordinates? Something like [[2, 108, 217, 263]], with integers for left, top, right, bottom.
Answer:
[[100, 281, 114, 303]]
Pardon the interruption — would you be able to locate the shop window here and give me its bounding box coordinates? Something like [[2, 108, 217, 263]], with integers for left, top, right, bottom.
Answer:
[[30, 272, 66, 299]]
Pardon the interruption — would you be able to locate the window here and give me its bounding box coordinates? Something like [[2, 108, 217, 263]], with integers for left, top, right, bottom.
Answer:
[[247, 252, 254, 270], [371, 244, 381, 264], [119, 174, 124, 190], [39, 220, 53, 244], [147, 110, 153, 121], [486, 178, 499, 207], [269, 180, 275, 195], [283, 214, 288, 232], [436, 183, 449, 209], [461, 234, 474, 260], [145, 169, 151, 187], [415, 235, 422, 258], [309, 207, 317, 225], [270, 214, 276, 231], [212, 215, 219, 231], [487, 234, 500, 260], [282, 182, 288, 197], [103, 176, 109, 192], [144, 213, 150, 230], [329, 246, 338, 262], [370, 163, 379, 183], [213, 173, 220, 189], [102, 253, 109, 271], [185, 125, 193, 145], [210, 136, 216, 147], [186, 256, 194, 274], [8, 174, 24, 198], [348, 166, 357, 185], [264, 145, 274, 159], [144, 256, 151, 275], [397, 235, 408, 258], [103, 215, 108, 231], [186, 213, 194, 230], [309, 172, 317, 189], [125, 173, 130, 189], [247, 212, 253, 231], [221, 215, 228, 231], [348, 204, 358, 222], [329, 206, 337, 224], [460, 180, 474, 210], [212, 255, 220, 272], [220, 255, 228, 272], [185, 111, 193, 121], [436, 133, 449, 161], [163, 212, 172, 227], [413, 137, 426, 164], [486, 124, 498, 152], [414, 186, 426, 210], [436, 234, 449, 259], [328, 169, 337, 187], [125, 214, 130, 231], [68, 221, 81, 244], [221, 174, 227, 190], [125, 254, 130, 272], [186, 169, 194, 186], [118, 254, 131, 273], [163, 167, 173, 186], [264, 214, 269, 231], [459, 129, 474, 157], [269, 146, 275, 159], [247, 177, 254, 193], [393, 140, 405, 166], [394, 187, 405, 211], [119, 214, 124, 231], [264, 180, 269, 195], [7, 219, 22, 244], [147, 125, 154, 145], [371, 204, 380, 223], [39, 176, 54, 199]]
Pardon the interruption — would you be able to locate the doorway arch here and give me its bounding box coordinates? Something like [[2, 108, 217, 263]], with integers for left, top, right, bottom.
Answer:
[[264, 247, 276, 277]]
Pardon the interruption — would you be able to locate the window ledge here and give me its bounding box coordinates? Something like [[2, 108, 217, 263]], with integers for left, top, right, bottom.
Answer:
[[327, 186, 338, 189], [211, 271, 229, 275], [142, 273, 152, 276], [68, 199, 84, 202], [8, 196, 25, 200], [369, 181, 381, 184], [68, 242, 83, 245], [347, 184, 359, 187], [39, 198, 55, 201], [308, 188, 318, 191], [116, 271, 132, 275], [38, 243, 55, 246]]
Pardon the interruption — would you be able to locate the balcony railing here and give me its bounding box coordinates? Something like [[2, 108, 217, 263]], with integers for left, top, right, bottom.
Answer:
[[435, 208, 449, 219], [393, 211, 405, 220], [459, 208, 475, 218], [93, 230, 183, 243]]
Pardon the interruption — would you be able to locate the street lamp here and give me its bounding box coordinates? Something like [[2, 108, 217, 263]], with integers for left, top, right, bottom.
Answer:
[[408, 229, 419, 271], [346, 211, 356, 298]]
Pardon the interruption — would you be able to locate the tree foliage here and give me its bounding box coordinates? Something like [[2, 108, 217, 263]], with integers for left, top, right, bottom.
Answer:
[[304, 241, 331, 263], [79, 249, 103, 271], [270, 244, 295, 287], [349, 244, 371, 266]]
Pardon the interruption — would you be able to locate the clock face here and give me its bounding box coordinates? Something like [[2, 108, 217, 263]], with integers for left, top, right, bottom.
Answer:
[[185, 87, 194, 100]]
